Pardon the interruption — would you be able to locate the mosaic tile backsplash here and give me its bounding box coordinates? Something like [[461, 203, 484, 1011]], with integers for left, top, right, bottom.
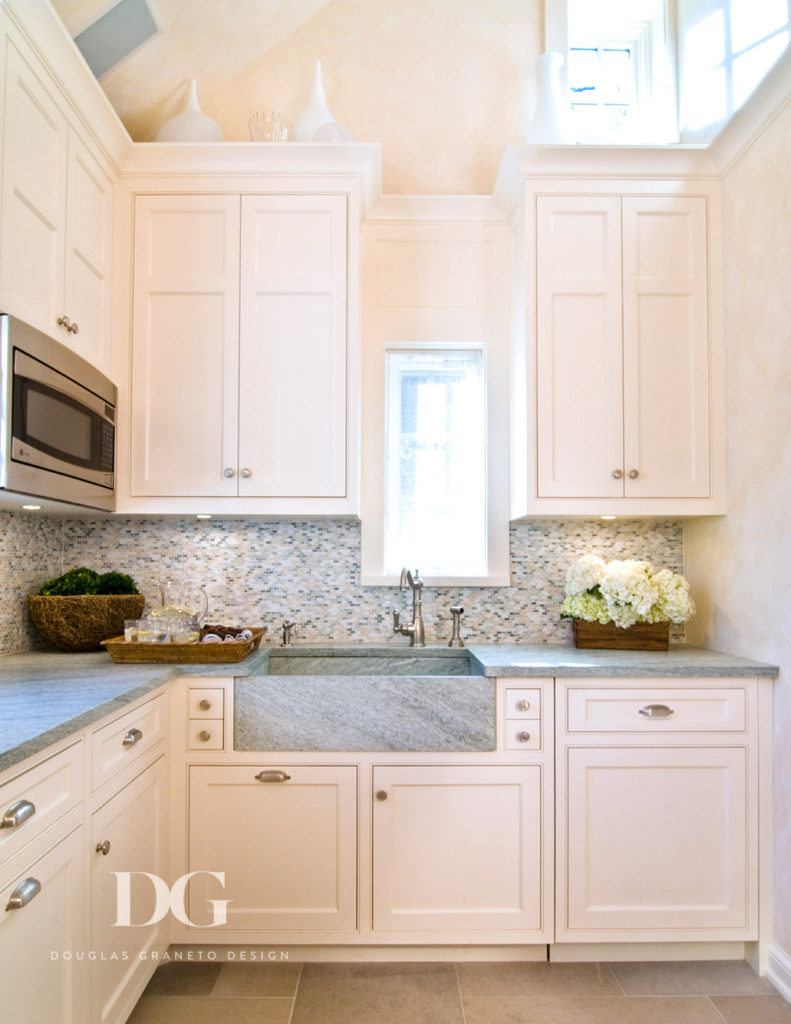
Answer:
[[1, 513, 684, 656]]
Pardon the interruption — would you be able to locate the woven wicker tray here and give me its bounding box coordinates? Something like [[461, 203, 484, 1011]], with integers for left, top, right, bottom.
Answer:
[[572, 619, 669, 650], [102, 627, 266, 663]]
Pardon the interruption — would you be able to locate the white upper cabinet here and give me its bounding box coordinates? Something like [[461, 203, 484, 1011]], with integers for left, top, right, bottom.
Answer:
[[510, 171, 724, 518], [131, 195, 241, 498], [239, 194, 347, 498], [129, 192, 349, 509], [536, 195, 625, 500], [0, 37, 113, 373], [621, 196, 711, 500]]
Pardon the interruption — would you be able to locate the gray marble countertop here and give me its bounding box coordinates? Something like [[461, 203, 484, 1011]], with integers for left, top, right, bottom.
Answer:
[[0, 642, 777, 774], [466, 643, 779, 678], [0, 647, 272, 773]]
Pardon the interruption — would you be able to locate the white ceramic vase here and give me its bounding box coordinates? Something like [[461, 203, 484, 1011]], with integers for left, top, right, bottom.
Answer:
[[292, 60, 336, 141], [526, 52, 571, 144], [155, 79, 225, 142]]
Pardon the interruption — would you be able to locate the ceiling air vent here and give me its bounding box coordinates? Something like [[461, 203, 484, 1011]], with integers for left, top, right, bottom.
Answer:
[[74, 0, 159, 79]]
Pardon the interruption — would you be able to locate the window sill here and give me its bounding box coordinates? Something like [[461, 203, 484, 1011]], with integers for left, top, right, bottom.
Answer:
[[361, 573, 512, 588]]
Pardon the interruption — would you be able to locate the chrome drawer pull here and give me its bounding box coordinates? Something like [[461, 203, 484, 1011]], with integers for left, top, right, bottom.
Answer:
[[198, 699, 212, 711], [1, 799, 36, 829], [5, 877, 41, 910], [198, 730, 212, 742], [517, 731, 531, 742], [96, 840, 111, 856], [122, 728, 143, 747], [517, 700, 531, 712], [638, 704, 674, 718], [255, 770, 291, 783]]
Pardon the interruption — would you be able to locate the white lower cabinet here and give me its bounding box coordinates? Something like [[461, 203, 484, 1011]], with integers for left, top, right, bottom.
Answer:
[[555, 679, 759, 943], [91, 755, 168, 1024], [0, 824, 88, 1024], [371, 765, 544, 936], [188, 764, 357, 932]]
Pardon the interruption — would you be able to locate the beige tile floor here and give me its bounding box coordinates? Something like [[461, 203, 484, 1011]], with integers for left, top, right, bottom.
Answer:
[[127, 959, 791, 1024]]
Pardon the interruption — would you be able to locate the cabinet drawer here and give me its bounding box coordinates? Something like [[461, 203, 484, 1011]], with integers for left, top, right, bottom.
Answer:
[[505, 721, 542, 751], [187, 687, 225, 720], [0, 742, 83, 865], [188, 720, 224, 751], [91, 694, 167, 790], [565, 687, 747, 733], [503, 688, 541, 719]]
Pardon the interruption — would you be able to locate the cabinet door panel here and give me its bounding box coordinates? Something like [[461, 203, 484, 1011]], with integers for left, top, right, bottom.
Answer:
[[131, 196, 240, 496], [622, 197, 710, 497], [372, 765, 543, 932], [188, 765, 357, 931], [536, 196, 623, 498], [91, 757, 167, 1024], [0, 42, 67, 335], [0, 826, 87, 1024], [64, 132, 113, 371], [561, 745, 753, 938], [239, 195, 347, 497]]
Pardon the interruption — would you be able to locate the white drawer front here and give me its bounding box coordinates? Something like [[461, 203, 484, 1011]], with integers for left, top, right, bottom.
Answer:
[[505, 721, 542, 750], [504, 688, 542, 719], [187, 687, 225, 720], [91, 694, 167, 790], [0, 742, 83, 864], [188, 720, 224, 750], [565, 687, 747, 733]]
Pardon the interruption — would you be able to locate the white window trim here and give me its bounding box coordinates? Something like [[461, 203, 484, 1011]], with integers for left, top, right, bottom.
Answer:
[[358, 219, 512, 589], [361, 336, 511, 587], [544, 0, 679, 143]]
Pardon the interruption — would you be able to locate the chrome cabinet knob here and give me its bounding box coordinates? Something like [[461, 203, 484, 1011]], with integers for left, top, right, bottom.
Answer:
[[517, 731, 531, 743], [224, 467, 235, 478], [57, 315, 79, 334], [612, 469, 623, 479], [96, 839, 111, 856], [122, 728, 143, 747], [5, 878, 41, 910], [638, 704, 674, 718], [376, 791, 388, 801], [1, 799, 36, 829], [240, 468, 252, 479], [629, 469, 639, 479], [198, 699, 211, 711], [198, 730, 211, 742], [255, 770, 291, 783], [517, 699, 530, 712]]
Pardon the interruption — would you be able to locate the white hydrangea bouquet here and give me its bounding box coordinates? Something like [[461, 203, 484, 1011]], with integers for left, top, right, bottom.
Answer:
[[561, 555, 695, 630]]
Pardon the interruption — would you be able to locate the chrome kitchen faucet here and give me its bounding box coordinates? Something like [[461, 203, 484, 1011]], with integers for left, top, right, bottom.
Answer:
[[392, 568, 426, 647]]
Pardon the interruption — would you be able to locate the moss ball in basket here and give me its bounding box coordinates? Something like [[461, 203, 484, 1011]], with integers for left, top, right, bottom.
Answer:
[[28, 568, 145, 652]]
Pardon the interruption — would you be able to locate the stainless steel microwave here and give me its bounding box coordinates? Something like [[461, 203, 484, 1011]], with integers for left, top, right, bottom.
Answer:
[[0, 314, 116, 511]]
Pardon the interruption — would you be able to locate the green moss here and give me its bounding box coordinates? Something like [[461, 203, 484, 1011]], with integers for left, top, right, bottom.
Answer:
[[38, 567, 139, 596]]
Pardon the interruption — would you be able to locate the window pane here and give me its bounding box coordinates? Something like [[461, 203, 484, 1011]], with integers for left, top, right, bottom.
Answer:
[[384, 349, 486, 577]]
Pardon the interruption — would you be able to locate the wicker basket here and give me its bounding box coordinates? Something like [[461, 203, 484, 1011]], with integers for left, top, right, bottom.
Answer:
[[102, 628, 266, 663], [572, 619, 669, 651], [28, 594, 146, 652]]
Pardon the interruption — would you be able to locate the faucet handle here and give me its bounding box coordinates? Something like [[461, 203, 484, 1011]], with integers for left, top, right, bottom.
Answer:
[[281, 620, 296, 647], [392, 609, 401, 631]]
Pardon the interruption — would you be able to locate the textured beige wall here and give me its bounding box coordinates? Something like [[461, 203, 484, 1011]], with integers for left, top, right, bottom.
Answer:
[[684, 99, 791, 952], [53, 0, 542, 194], [205, 0, 541, 193]]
